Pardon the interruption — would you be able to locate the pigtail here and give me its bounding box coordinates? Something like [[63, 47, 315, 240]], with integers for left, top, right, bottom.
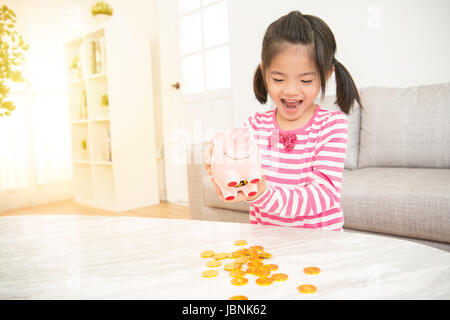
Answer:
[[253, 64, 268, 104], [334, 58, 362, 114]]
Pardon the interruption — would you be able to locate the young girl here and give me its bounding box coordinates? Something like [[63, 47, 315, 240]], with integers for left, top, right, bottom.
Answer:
[[204, 10, 361, 231]]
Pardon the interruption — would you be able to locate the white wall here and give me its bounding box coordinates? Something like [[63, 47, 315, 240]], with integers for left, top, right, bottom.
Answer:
[[228, 0, 450, 126]]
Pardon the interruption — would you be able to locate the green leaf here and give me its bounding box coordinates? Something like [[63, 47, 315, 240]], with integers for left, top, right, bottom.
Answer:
[[0, 5, 27, 116]]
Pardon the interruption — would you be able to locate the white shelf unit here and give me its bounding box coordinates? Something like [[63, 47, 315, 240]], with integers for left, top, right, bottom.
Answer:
[[65, 23, 159, 212]]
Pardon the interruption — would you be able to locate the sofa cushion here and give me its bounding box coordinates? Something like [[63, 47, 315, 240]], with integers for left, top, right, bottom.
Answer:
[[358, 83, 450, 168], [316, 94, 361, 170], [341, 168, 450, 244]]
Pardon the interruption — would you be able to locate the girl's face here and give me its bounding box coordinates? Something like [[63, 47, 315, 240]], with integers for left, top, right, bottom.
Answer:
[[264, 44, 323, 129]]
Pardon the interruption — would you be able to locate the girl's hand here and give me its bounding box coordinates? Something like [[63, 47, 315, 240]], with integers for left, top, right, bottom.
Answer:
[[211, 176, 267, 203], [203, 141, 213, 176]]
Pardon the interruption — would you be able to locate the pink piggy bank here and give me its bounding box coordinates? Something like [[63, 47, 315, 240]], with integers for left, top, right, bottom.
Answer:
[[211, 128, 262, 201]]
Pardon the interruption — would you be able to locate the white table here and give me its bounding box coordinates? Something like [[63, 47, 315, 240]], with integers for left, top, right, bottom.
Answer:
[[0, 215, 449, 300]]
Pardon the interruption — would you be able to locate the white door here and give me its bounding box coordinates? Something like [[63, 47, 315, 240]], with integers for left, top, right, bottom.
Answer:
[[158, 0, 234, 204]]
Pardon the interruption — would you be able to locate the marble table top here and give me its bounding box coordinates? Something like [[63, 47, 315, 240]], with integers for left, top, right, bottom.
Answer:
[[0, 215, 449, 300]]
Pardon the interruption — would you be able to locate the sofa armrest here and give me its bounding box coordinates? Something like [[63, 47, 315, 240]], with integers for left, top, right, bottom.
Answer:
[[186, 143, 205, 220]]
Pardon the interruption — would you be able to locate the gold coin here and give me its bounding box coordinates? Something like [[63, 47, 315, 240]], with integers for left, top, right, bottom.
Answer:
[[266, 264, 279, 271], [229, 295, 248, 300], [246, 266, 258, 275], [263, 264, 272, 272], [226, 252, 234, 259], [224, 262, 241, 271], [213, 252, 228, 260], [234, 240, 248, 246], [201, 270, 219, 278], [232, 249, 248, 258], [304, 267, 321, 275], [240, 249, 250, 256], [206, 260, 222, 268], [249, 254, 261, 261], [234, 256, 250, 264], [249, 247, 259, 256], [249, 245, 264, 252], [258, 251, 272, 259], [231, 277, 248, 286], [230, 269, 246, 278], [255, 265, 271, 277], [271, 273, 288, 281], [232, 251, 243, 258], [298, 284, 317, 294], [200, 250, 215, 258], [248, 260, 263, 268], [255, 277, 274, 286]]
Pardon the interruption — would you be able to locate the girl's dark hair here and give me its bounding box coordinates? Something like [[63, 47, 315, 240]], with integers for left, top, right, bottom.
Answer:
[[253, 11, 362, 114]]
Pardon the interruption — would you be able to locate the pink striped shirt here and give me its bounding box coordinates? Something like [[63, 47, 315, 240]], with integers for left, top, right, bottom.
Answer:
[[244, 106, 348, 231]]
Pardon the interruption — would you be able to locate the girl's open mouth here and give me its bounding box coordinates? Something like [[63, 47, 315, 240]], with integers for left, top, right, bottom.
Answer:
[[281, 99, 303, 113]]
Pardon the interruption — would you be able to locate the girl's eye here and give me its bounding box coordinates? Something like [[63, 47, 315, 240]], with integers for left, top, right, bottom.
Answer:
[[272, 79, 313, 83]]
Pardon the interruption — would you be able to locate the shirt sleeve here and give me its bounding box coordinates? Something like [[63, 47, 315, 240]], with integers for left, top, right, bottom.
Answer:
[[246, 112, 348, 217]]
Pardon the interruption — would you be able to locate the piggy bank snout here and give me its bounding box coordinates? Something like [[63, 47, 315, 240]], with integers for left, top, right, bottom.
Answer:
[[224, 170, 240, 187]]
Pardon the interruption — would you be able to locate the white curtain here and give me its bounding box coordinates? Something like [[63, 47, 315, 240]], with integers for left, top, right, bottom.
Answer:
[[0, 0, 85, 213]]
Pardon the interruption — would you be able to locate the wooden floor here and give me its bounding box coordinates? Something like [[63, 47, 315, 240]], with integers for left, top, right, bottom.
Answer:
[[0, 200, 191, 220]]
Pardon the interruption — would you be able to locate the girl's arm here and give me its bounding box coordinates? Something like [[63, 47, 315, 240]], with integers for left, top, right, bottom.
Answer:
[[246, 113, 348, 217]]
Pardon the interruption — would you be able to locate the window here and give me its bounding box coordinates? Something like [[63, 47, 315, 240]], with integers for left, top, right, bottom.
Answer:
[[178, 0, 231, 94], [0, 0, 72, 210]]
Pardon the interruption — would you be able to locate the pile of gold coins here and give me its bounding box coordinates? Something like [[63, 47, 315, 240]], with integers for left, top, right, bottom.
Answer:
[[200, 240, 321, 300]]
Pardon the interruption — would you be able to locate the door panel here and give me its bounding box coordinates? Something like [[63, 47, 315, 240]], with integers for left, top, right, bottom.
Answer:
[[158, 0, 233, 203]]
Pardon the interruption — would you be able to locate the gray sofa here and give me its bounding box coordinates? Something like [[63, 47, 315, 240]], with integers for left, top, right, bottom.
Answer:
[[187, 83, 450, 252]]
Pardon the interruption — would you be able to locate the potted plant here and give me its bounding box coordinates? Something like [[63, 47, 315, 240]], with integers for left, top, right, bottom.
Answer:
[[91, 2, 113, 24], [0, 5, 29, 117]]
